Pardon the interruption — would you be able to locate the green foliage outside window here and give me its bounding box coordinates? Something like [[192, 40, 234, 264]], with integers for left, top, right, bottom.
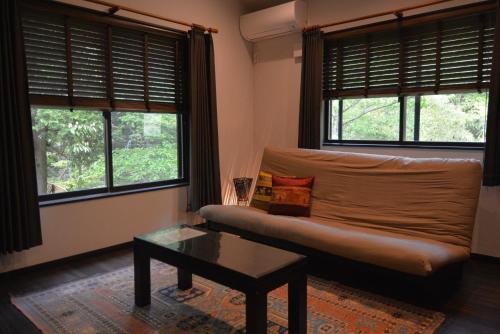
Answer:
[[329, 92, 488, 143], [31, 108, 179, 195]]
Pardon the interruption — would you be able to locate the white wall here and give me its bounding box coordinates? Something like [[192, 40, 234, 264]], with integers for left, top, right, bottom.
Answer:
[[0, 0, 255, 273], [252, 0, 500, 258]]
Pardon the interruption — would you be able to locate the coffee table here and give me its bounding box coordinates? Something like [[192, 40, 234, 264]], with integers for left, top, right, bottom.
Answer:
[[134, 224, 307, 334]]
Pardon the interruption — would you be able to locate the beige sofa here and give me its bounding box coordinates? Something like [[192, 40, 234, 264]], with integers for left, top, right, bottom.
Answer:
[[200, 146, 482, 277]]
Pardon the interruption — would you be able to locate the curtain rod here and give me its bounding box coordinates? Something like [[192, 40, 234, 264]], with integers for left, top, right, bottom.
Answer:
[[304, 0, 460, 32], [79, 0, 218, 33]]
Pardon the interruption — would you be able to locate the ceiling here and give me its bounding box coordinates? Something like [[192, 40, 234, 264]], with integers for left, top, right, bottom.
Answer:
[[240, 0, 292, 13]]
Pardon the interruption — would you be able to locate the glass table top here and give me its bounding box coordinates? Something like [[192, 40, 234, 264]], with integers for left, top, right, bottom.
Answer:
[[136, 224, 306, 279]]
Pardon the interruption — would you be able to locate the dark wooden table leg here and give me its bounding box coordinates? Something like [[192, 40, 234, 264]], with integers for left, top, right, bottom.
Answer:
[[178, 268, 192, 290], [288, 273, 307, 334], [246, 290, 267, 334], [134, 243, 151, 306]]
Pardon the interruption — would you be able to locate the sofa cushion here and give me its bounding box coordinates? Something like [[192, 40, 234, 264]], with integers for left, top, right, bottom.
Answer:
[[200, 205, 470, 277], [268, 175, 314, 217]]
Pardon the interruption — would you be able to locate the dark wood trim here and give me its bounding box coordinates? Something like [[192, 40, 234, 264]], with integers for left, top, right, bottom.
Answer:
[[414, 94, 421, 141], [323, 83, 491, 99], [143, 33, 150, 111], [134, 242, 151, 306], [323, 139, 484, 150], [39, 187, 108, 201], [477, 13, 485, 91], [38, 181, 188, 207], [64, 16, 74, 106], [288, 273, 307, 334], [323, 99, 331, 141], [106, 25, 115, 110], [338, 99, 343, 140], [113, 101, 178, 112], [364, 35, 370, 96], [245, 291, 267, 334], [335, 40, 343, 96], [177, 269, 193, 290], [399, 96, 406, 141], [397, 17, 405, 96], [435, 21, 442, 93], [103, 111, 113, 190], [176, 114, 184, 179], [0, 241, 133, 278], [323, 1, 496, 40], [415, 35, 423, 90], [39, 177, 189, 203], [29, 95, 108, 109], [29, 95, 178, 113], [470, 253, 500, 263]]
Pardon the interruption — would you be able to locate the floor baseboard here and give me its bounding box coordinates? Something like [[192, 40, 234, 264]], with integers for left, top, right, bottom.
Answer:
[[470, 252, 500, 263], [0, 241, 133, 279]]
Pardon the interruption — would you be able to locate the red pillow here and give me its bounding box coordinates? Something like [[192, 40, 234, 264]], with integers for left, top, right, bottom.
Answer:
[[268, 175, 314, 217]]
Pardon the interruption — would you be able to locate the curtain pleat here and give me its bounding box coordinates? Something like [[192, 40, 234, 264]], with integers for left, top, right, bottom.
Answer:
[[484, 2, 500, 186], [188, 29, 222, 211], [1, 0, 42, 254], [298, 29, 323, 149]]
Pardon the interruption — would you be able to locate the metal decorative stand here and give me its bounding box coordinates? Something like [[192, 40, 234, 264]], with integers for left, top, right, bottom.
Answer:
[[233, 177, 253, 206]]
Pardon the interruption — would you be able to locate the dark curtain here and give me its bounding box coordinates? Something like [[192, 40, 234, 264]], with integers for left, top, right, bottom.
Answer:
[[188, 29, 222, 211], [484, 2, 500, 186], [1, 0, 42, 253], [298, 28, 323, 149]]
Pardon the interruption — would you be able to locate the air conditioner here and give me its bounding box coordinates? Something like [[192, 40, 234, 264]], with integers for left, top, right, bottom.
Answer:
[[240, 1, 307, 42]]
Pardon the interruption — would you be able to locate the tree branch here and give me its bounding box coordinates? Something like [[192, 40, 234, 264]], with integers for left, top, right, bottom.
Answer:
[[343, 101, 399, 126]]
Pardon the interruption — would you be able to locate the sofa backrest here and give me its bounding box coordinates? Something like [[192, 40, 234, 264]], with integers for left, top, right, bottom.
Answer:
[[259, 146, 482, 248]]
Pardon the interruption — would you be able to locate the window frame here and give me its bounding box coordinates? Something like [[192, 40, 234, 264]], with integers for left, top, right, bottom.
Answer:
[[36, 108, 190, 205], [323, 93, 486, 150]]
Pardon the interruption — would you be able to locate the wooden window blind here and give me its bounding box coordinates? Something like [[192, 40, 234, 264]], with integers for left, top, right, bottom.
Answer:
[[21, 7, 187, 112], [70, 21, 108, 99], [323, 4, 496, 99], [23, 11, 68, 97]]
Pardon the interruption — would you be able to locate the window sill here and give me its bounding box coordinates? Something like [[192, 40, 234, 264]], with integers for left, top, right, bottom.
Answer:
[[322, 142, 485, 151], [39, 182, 189, 208]]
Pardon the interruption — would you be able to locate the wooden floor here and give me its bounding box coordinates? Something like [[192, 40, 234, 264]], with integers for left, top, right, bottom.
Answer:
[[1, 247, 499, 334]]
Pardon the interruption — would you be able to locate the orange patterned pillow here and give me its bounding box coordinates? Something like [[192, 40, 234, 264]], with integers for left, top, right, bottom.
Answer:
[[268, 175, 314, 217]]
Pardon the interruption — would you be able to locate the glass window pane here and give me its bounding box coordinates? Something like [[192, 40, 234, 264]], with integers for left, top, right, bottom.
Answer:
[[342, 97, 400, 141], [31, 108, 106, 195], [111, 112, 179, 186], [419, 92, 488, 143], [329, 100, 339, 140]]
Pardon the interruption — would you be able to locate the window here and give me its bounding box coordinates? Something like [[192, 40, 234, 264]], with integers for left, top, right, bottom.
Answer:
[[326, 92, 488, 146], [111, 113, 180, 187], [31, 108, 106, 195], [323, 2, 495, 148], [334, 97, 400, 141], [22, 1, 188, 201], [415, 93, 488, 143]]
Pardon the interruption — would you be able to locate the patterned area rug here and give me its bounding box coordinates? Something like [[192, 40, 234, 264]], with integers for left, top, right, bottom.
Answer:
[[12, 261, 445, 333]]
